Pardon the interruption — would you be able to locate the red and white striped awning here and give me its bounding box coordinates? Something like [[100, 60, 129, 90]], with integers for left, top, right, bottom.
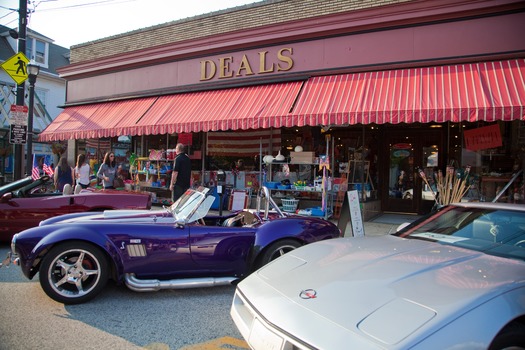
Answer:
[[39, 59, 525, 142], [39, 97, 157, 141], [127, 82, 304, 135], [292, 59, 525, 125], [39, 82, 302, 141]]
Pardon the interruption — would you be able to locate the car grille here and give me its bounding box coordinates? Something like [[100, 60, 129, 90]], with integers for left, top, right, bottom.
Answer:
[[231, 290, 311, 350], [126, 244, 147, 257]]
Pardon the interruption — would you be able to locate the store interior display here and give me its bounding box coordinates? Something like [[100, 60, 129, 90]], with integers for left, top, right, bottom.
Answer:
[[71, 120, 524, 215]]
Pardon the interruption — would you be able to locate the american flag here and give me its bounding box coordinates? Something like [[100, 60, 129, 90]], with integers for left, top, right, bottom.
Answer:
[[32, 155, 54, 180], [207, 129, 281, 157]]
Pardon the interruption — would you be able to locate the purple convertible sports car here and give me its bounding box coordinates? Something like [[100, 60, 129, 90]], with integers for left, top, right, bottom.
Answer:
[[4, 186, 341, 304]]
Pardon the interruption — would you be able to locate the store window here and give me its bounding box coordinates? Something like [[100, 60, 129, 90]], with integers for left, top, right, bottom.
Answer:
[[460, 121, 524, 203]]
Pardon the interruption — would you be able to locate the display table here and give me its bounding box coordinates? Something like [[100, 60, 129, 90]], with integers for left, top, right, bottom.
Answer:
[[139, 185, 172, 205], [270, 188, 334, 219]]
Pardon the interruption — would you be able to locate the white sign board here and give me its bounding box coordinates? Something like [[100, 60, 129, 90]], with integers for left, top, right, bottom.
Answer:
[[347, 190, 364, 237], [9, 105, 28, 126], [230, 191, 247, 211]]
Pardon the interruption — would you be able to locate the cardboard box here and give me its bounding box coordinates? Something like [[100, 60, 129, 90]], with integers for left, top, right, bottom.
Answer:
[[290, 151, 315, 164]]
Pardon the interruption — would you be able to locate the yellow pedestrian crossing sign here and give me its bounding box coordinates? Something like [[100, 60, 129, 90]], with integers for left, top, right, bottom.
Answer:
[[1, 53, 30, 85]]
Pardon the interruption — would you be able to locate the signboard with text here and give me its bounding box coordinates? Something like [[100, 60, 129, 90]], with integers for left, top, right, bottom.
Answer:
[[9, 105, 28, 144], [10, 124, 27, 144], [9, 105, 28, 125], [337, 190, 365, 237], [464, 124, 502, 151]]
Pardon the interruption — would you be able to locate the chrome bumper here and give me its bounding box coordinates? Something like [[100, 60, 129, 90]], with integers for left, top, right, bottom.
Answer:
[[0, 235, 19, 268]]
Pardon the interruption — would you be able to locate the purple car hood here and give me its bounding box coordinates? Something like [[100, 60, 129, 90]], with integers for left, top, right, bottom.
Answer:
[[239, 235, 525, 346]]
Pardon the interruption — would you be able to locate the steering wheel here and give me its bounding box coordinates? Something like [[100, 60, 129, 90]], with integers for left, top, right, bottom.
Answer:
[[30, 186, 47, 195], [514, 240, 525, 248]]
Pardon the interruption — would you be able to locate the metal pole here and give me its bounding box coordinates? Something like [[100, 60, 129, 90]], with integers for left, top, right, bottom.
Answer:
[[14, 0, 27, 180], [25, 72, 36, 175]]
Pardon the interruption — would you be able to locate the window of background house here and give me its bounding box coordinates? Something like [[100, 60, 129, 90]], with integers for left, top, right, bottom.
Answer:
[[26, 38, 47, 65]]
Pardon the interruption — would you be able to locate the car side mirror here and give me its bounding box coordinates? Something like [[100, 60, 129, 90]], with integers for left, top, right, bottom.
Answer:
[[0, 192, 13, 203], [174, 218, 186, 228]]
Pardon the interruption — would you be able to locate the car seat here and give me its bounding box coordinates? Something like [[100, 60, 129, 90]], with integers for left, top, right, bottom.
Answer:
[[62, 184, 73, 195], [74, 184, 82, 194]]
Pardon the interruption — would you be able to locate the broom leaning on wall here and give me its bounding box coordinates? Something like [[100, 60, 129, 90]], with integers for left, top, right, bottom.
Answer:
[[417, 165, 472, 208]]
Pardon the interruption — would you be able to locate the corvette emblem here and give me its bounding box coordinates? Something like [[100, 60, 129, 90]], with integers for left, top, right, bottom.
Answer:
[[299, 289, 317, 299]]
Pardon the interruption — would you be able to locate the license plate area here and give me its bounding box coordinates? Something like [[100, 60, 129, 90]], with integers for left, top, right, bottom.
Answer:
[[249, 318, 284, 350]]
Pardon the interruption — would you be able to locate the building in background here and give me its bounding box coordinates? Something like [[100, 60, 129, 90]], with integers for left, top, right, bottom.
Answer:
[[41, 0, 525, 215], [0, 25, 69, 182]]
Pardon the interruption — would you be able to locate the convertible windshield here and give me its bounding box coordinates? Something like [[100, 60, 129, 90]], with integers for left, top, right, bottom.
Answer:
[[169, 187, 209, 222], [396, 206, 525, 261]]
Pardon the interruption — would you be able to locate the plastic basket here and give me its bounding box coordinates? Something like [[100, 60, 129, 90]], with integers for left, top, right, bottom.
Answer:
[[281, 198, 299, 212]]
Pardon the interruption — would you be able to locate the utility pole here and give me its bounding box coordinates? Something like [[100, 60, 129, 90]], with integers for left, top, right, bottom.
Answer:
[[14, 0, 27, 180]]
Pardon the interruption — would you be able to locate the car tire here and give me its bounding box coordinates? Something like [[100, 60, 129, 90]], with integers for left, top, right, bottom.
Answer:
[[489, 322, 525, 350], [39, 241, 109, 304], [257, 239, 301, 269]]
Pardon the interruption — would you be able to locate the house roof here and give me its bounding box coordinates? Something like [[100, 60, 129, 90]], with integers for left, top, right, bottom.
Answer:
[[0, 27, 16, 60], [0, 24, 69, 75]]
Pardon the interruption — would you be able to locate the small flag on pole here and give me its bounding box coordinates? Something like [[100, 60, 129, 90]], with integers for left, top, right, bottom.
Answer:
[[32, 155, 54, 180], [31, 165, 40, 180]]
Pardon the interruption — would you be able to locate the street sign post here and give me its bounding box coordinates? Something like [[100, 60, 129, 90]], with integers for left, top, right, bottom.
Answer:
[[1, 52, 30, 85], [9, 124, 27, 144], [9, 105, 28, 125], [8, 105, 28, 144]]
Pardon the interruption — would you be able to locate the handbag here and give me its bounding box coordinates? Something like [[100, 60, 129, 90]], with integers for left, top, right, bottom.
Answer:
[[113, 176, 124, 188]]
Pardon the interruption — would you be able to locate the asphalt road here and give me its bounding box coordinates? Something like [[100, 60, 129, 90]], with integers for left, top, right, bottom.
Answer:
[[0, 244, 249, 350]]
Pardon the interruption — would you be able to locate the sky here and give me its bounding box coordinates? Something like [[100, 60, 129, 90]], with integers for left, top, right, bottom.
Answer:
[[0, 0, 260, 48]]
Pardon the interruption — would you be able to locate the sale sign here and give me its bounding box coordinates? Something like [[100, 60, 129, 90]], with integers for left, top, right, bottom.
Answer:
[[463, 124, 502, 151]]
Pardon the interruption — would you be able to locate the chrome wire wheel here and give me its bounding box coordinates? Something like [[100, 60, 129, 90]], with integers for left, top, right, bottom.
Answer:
[[267, 243, 299, 261], [257, 239, 302, 269], [40, 242, 108, 304]]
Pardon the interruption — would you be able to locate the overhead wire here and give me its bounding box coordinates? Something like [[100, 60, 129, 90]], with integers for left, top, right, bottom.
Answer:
[[30, 0, 138, 13], [1, 0, 137, 26]]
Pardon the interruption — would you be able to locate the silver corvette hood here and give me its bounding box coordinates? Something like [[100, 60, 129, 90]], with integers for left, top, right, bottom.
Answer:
[[238, 235, 525, 347]]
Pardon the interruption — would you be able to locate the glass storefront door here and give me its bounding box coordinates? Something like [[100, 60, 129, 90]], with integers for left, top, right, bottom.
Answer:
[[382, 129, 442, 214]]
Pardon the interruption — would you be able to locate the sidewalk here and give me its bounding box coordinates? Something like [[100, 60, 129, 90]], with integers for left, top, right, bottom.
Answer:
[[202, 208, 412, 237], [336, 213, 420, 237], [342, 221, 400, 237]]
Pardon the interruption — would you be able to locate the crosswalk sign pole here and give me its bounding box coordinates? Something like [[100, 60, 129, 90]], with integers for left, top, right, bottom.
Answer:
[[14, 0, 28, 180]]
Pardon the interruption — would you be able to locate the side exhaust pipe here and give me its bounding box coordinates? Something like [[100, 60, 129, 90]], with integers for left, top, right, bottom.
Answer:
[[124, 273, 237, 292]]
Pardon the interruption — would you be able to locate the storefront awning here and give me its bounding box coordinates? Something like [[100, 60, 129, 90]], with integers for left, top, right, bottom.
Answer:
[[40, 59, 524, 142], [291, 59, 525, 125], [125, 81, 304, 135], [39, 82, 303, 141], [39, 97, 158, 141]]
